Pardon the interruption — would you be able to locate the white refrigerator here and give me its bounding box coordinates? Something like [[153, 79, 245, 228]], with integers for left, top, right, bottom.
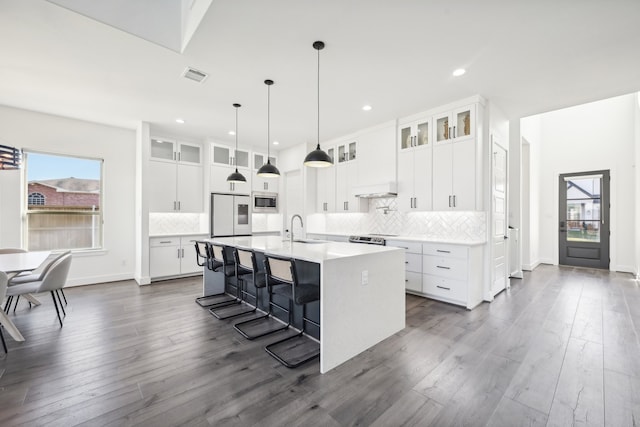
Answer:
[[210, 193, 251, 237]]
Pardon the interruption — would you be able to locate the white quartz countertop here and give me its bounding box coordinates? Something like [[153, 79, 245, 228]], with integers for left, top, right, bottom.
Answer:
[[208, 235, 401, 263], [307, 232, 485, 246], [149, 232, 209, 238]]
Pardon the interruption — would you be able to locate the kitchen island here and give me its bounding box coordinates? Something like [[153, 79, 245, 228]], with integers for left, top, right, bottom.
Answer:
[[205, 235, 405, 373]]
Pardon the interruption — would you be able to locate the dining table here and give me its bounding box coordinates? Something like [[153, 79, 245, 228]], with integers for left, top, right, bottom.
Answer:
[[0, 250, 51, 342]]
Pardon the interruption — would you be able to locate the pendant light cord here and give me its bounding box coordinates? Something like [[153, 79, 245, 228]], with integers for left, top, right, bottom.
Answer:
[[234, 104, 239, 172], [267, 83, 271, 158], [317, 45, 320, 148]]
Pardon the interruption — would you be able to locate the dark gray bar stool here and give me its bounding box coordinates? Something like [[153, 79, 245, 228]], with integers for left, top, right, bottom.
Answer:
[[208, 243, 255, 320], [233, 248, 289, 340], [194, 241, 237, 308], [263, 254, 320, 368]]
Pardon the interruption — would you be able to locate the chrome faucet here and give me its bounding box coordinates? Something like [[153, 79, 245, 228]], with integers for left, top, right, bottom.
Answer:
[[290, 214, 303, 244]]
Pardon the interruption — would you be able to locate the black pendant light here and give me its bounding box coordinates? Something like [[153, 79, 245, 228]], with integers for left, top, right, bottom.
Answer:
[[304, 41, 333, 168], [257, 79, 281, 177], [227, 103, 247, 183]]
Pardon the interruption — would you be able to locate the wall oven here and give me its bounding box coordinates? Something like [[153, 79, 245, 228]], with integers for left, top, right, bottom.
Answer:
[[253, 192, 278, 213]]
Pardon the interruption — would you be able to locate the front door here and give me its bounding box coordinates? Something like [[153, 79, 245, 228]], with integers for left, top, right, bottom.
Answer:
[[558, 170, 610, 269], [491, 141, 508, 296]]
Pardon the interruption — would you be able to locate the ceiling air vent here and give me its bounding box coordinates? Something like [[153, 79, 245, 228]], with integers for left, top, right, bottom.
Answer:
[[182, 67, 208, 83]]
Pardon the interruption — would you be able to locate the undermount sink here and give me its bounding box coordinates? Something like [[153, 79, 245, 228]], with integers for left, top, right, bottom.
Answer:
[[292, 239, 326, 244]]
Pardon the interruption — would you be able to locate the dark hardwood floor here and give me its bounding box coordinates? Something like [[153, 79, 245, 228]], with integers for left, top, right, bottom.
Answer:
[[0, 265, 639, 426]]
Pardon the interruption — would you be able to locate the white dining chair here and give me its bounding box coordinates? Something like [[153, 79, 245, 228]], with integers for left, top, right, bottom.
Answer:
[[6, 253, 72, 328], [8, 251, 72, 312]]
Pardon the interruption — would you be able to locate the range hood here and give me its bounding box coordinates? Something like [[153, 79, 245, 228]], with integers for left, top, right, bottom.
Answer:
[[353, 182, 398, 198]]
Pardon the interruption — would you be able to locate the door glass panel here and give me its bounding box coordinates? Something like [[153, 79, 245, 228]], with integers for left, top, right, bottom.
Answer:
[[456, 109, 472, 137], [348, 142, 357, 160], [254, 153, 264, 169], [338, 145, 346, 163], [417, 121, 429, 146], [151, 139, 174, 160], [213, 146, 230, 164], [235, 150, 249, 168], [400, 126, 412, 149], [565, 177, 601, 242], [436, 116, 449, 142], [180, 144, 200, 163], [327, 148, 334, 163]]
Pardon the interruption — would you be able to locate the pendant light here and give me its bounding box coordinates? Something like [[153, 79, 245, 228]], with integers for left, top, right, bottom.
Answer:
[[257, 79, 281, 177], [304, 41, 333, 168], [226, 103, 247, 183]]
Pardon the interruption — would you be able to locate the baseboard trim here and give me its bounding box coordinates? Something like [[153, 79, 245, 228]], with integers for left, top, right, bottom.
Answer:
[[522, 261, 540, 271], [65, 273, 134, 287], [614, 265, 636, 274]]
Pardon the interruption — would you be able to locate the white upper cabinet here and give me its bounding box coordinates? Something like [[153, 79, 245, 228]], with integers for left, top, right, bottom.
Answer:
[[211, 143, 250, 168], [149, 137, 203, 213], [252, 152, 279, 193], [399, 117, 430, 150], [316, 147, 336, 213], [335, 140, 367, 213], [397, 117, 432, 212], [433, 136, 476, 210], [210, 142, 251, 194], [433, 104, 475, 144]]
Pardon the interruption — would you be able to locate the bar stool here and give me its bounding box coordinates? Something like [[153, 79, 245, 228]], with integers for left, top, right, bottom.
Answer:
[[233, 249, 289, 340], [263, 254, 320, 368], [208, 243, 255, 320], [193, 241, 237, 308]]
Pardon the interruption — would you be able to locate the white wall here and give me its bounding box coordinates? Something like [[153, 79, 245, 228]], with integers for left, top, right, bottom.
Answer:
[[521, 116, 542, 270], [0, 105, 136, 286], [523, 94, 637, 272], [635, 94, 640, 277]]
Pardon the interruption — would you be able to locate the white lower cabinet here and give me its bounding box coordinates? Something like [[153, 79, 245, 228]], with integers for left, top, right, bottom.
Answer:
[[150, 235, 208, 279], [386, 240, 423, 293], [421, 242, 483, 309]]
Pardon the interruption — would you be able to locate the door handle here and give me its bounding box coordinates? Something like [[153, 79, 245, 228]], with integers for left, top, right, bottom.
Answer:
[[448, 196, 452, 207]]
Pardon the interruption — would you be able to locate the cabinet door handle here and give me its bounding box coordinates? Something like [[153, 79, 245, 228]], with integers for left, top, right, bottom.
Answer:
[[405, 261, 409, 264], [346, 201, 349, 210], [436, 265, 450, 270], [448, 126, 452, 140], [173, 152, 177, 161], [436, 249, 451, 253], [453, 126, 456, 139], [436, 285, 451, 290], [453, 195, 456, 207], [177, 248, 181, 258], [181, 248, 185, 258], [173, 201, 177, 210], [159, 240, 172, 244], [414, 198, 417, 209], [448, 196, 452, 207], [178, 151, 181, 162]]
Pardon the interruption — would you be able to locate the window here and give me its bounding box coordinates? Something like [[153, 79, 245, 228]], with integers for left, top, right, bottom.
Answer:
[[25, 151, 103, 251], [28, 192, 45, 205]]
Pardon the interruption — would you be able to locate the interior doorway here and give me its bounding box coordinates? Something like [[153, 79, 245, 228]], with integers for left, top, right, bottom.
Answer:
[[558, 170, 610, 269]]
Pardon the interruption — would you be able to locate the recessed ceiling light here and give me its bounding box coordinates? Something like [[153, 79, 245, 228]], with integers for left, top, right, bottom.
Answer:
[[228, 130, 236, 135], [272, 141, 279, 145], [452, 68, 466, 77], [175, 118, 185, 124], [362, 105, 372, 111]]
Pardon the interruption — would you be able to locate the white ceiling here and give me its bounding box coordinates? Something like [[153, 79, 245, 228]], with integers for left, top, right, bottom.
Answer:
[[1, 0, 639, 152]]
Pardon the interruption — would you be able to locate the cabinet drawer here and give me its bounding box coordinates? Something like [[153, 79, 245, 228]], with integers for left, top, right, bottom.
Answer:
[[182, 235, 209, 245], [423, 256, 467, 280], [405, 253, 422, 273], [150, 237, 180, 247], [423, 274, 466, 303], [405, 271, 422, 292], [422, 243, 467, 258], [386, 240, 422, 254]]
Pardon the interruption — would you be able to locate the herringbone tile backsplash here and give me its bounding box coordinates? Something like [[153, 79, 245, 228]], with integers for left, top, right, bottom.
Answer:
[[309, 198, 486, 241]]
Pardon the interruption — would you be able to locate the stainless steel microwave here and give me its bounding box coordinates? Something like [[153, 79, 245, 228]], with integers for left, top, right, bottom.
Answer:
[[253, 192, 278, 213]]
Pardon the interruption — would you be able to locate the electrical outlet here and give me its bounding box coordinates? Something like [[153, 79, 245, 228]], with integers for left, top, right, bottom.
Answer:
[[361, 270, 368, 286]]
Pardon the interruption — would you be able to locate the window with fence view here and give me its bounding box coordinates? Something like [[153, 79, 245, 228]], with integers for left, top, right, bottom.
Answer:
[[25, 151, 103, 251]]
